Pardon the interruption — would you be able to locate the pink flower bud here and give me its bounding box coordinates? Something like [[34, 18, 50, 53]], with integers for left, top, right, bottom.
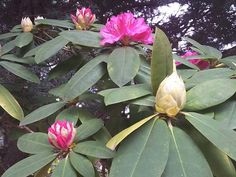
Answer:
[[71, 7, 96, 30], [48, 120, 76, 151], [21, 17, 33, 32]]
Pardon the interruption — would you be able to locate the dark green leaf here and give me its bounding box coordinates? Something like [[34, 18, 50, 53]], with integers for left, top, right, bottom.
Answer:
[[17, 132, 52, 154], [107, 47, 140, 87], [70, 151, 95, 177], [23, 44, 42, 57], [130, 95, 155, 107], [0, 40, 16, 56], [2, 151, 56, 177], [0, 32, 19, 40], [151, 28, 173, 95], [15, 32, 33, 48], [177, 69, 197, 81], [36, 19, 74, 29], [109, 119, 170, 177], [56, 107, 79, 124], [20, 101, 66, 125], [74, 141, 115, 159], [220, 56, 236, 69], [173, 54, 199, 70], [1, 54, 35, 64]]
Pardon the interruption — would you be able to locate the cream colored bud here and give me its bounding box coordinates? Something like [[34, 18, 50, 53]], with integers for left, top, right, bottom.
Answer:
[[155, 72, 186, 117], [21, 17, 33, 32]]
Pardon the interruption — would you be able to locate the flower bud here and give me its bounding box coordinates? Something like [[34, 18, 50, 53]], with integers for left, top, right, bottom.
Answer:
[[155, 72, 186, 117], [21, 17, 33, 32], [48, 120, 76, 151], [71, 7, 96, 30], [34, 16, 44, 25]]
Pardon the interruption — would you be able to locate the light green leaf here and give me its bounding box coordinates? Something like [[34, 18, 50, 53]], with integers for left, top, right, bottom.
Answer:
[[107, 47, 140, 87], [177, 69, 197, 81], [151, 28, 173, 95], [2, 151, 56, 177], [74, 141, 115, 159], [106, 114, 157, 150], [15, 32, 33, 48], [184, 112, 236, 161], [0, 84, 24, 120], [70, 151, 95, 177], [0, 61, 40, 83], [56, 107, 80, 124], [36, 19, 74, 29], [60, 30, 101, 48], [20, 101, 66, 125], [35, 36, 69, 63], [185, 79, 236, 111], [162, 126, 213, 177], [99, 84, 151, 106], [109, 119, 170, 177], [130, 95, 155, 107], [220, 55, 236, 69], [1, 54, 35, 64], [0, 32, 19, 40], [17, 132, 52, 154]]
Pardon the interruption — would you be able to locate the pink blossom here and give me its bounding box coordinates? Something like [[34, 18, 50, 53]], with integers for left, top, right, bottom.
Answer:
[[176, 51, 210, 70], [48, 120, 76, 151], [71, 7, 96, 30], [100, 13, 153, 45]]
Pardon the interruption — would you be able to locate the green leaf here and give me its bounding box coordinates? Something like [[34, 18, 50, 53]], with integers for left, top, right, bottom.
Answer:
[[70, 151, 95, 177], [130, 95, 155, 107], [162, 126, 213, 177], [151, 28, 173, 95], [107, 47, 140, 87], [184, 112, 236, 161], [77, 119, 104, 141], [51, 156, 77, 177], [74, 141, 115, 159], [0, 32, 19, 40], [220, 55, 236, 69], [61, 55, 107, 101], [15, 32, 33, 48], [173, 54, 199, 70], [109, 119, 170, 177], [134, 59, 151, 84], [98, 84, 151, 106], [0, 84, 24, 120], [185, 79, 236, 111], [214, 100, 236, 129], [0, 61, 40, 83], [56, 107, 80, 124], [20, 101, 66, 126], [1, 54, 35, 64], [17, 132, 52, 154], [106, 114, 157, 150], [24, 44, 42, 57], [36, 19, 74, 29], [177, 69, 197, 81], [60, 30, 101, 48], [2, 151, 56, 177], [35, 36, 69, 63], [0, 40, 16, 56]]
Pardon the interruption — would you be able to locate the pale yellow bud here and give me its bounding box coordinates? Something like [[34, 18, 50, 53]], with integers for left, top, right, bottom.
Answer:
[[21, 17, 33, 32], [155, 72, 186, 117]]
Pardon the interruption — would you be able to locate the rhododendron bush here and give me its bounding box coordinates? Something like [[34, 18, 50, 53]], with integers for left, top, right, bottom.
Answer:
[[1, 6, 236, 177]]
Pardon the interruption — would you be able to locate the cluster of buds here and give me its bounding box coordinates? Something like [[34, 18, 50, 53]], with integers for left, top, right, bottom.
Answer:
[[155, 71, 186, 117], [48, 120, 77, 151], [71, 7, 96, 30], [21, 17, 33, 32]]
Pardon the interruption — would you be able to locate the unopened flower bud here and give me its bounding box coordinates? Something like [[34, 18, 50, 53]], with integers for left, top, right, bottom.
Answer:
[[21, 17, 33, 32], [71, 7, 96, 30], [48, 120, 76, 151], [155, 72, 186, 117], [34, 16, 44, 25]]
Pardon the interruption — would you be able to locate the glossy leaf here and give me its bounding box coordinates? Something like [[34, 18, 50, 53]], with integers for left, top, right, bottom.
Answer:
[[151, 28, 173, 95], [74, 141, 115, 159], [0, 84, 24, 120], [17, 132, 52, 154], [109, 119, 170, 177], [61, 55, 107, 101], [15, 32, 33, 48], [2, 151, 56, 177], [106, 114, 157, 150], [0, 61, 40, 83], [162, 126, 213, 177], [36, 19, 74, 29], [70, 151, 95, 177], [1, 54, 35, 64], [107, 47, 140, 87], [77, 119, 104, 141], [185, 79, 236, 111], [0, 32, 19, 40], [35, 36, 69, 63], [20, 101, 66, 125], [184, 112, 236, 161], [60, 30, 101, 48], [99, 84, 151, 105], [56, 107, 80, 124], [51, 156, 77, 177]]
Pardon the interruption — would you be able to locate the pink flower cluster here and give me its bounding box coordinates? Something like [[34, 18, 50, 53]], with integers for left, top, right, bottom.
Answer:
[[48, 120, 76, 151], [71, 7, 96, 30], [176, 51, 209, 70], [100, 13, 153, 45]]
